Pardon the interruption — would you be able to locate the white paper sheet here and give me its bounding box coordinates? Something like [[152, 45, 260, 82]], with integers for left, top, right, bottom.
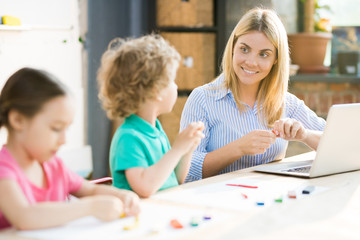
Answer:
[[152, 176, 328, 211], [17, 201, 232, 240]]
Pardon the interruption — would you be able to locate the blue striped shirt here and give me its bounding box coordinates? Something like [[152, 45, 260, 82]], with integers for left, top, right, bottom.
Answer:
[[180, 74, 326, 182]]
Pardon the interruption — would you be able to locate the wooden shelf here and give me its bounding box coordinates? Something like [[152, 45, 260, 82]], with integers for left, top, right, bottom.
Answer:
[[0, 25, 31, 31], [0, 25, 73, 31], [157, 26, 217, 33]]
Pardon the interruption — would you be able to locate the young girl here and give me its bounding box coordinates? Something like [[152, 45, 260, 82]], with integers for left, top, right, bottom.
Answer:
[[0, 68, 140, 230], [97, 35, 204, 198]]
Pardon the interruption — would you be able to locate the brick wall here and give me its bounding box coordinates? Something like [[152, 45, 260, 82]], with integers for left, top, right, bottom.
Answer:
[[289, 81, 360, 118]]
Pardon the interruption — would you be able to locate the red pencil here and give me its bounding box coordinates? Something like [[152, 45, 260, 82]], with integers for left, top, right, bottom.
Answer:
[[272, 129, 280, 137], [226, 184, 258, 189]]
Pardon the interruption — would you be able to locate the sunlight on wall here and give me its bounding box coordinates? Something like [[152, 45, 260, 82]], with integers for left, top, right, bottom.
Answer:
[[320, 0, 360, 27], [0, 0, 84, 149]]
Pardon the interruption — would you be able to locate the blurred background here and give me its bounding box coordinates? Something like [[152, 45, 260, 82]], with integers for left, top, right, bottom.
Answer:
[[0, 0, 359, 178]]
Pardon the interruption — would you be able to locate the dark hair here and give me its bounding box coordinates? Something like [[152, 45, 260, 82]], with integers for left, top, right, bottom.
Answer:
[[0, 68, 69, 128]]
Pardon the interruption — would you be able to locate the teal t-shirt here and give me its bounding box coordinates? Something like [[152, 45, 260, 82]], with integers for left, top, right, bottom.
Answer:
[[110, 114, 179, 191]]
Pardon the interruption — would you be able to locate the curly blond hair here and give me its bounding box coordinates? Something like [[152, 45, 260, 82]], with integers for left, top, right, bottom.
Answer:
[[97, 34, 180, 120]]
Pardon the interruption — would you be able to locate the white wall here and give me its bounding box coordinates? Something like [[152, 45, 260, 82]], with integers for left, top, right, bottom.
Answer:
[[273, 0, 298, 33], [322, 0, 360, 26], [0, 0, 84, 150]]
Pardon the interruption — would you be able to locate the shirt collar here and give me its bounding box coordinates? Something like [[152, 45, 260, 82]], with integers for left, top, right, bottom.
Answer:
[[125, 114, 163, 138], [211, 74, 263, 114], [208, 74, 232, 101], [214, 87, 232, 101]]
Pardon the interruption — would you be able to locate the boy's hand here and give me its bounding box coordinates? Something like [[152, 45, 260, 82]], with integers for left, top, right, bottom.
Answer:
[[188, 121, 205, 153], [173, 121, 205, 154]]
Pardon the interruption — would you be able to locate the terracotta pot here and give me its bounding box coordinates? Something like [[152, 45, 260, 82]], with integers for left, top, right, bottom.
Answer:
[[288, 32, 332, 73]]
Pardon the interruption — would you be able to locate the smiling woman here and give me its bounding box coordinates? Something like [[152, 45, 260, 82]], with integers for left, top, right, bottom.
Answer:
[[179, 7, 326, 182]]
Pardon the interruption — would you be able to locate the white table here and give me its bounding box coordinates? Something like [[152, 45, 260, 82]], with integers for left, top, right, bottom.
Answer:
[[2, 152, 360, 239]]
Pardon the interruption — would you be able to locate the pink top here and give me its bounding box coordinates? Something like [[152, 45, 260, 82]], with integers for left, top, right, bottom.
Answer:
[[0, 146, 84, 229]]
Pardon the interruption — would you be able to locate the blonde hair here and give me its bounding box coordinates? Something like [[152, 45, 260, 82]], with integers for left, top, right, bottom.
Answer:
[[221, 8, 289, 127], [97, 34, 181, 119]]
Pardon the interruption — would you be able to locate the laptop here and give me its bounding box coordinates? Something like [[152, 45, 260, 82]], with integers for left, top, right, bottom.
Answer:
[[254, 103, 360, 178]]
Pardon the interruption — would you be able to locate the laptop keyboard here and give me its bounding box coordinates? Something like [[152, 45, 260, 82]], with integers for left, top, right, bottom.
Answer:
[[283, 165, 311, 173]]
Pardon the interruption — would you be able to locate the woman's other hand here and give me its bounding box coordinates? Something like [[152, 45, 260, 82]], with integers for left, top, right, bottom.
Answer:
[[273, 118, 307, 141]]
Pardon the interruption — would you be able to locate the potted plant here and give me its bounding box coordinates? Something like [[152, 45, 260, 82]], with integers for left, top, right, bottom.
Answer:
[[288, 0, 332, 74]]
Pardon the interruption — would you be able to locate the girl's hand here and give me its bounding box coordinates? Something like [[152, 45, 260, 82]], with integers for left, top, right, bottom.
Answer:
[[273, 118, 308, 141], [88, 196, 124, 221], [116, 190, 141, 216], [236, 130, 276, 156], [172, 121, 205, 154]]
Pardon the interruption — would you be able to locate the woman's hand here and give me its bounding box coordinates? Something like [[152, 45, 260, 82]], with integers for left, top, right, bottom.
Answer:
[[273, 118, 308, 141], [236, 130, 276, 156]]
